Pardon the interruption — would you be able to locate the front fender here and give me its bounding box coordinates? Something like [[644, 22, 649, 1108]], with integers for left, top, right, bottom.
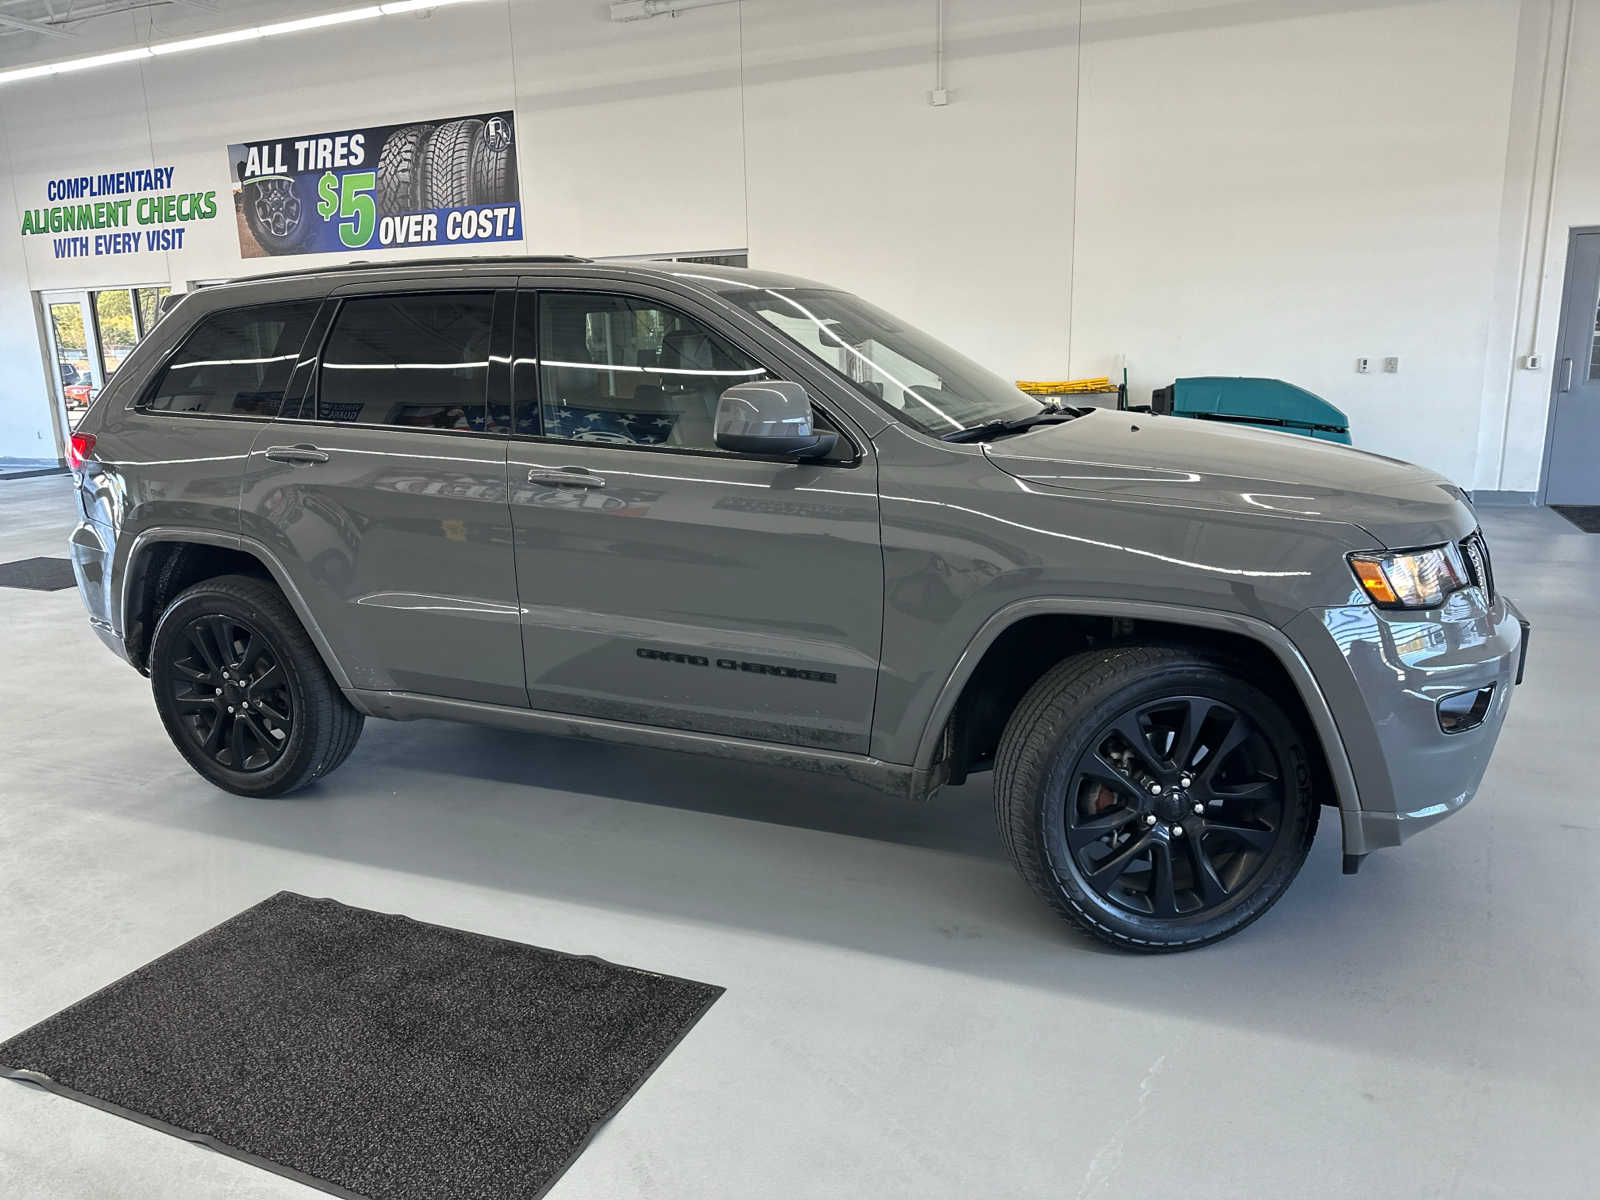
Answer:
[[907, 595, 1365, 847]]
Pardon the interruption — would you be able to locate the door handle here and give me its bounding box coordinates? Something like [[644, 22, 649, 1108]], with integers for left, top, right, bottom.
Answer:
[[265, 444, 331, 465], [1561, 357, 1574, 393], [526, 465, 606, 488]]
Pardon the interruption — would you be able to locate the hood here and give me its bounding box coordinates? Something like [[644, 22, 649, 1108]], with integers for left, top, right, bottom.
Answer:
[[983, 409, 1473, 549]]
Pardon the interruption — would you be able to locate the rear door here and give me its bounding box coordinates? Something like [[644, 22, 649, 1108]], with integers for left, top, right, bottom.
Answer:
[[241, 278, 525, 707], [506, 279, 883, 754]]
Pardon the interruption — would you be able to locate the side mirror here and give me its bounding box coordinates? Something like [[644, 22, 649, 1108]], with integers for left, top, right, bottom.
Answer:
[[715, 380, 839, 460]]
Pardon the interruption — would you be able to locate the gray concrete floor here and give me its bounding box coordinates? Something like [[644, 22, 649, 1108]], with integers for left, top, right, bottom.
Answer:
[[0, 474, 1594, 1198]]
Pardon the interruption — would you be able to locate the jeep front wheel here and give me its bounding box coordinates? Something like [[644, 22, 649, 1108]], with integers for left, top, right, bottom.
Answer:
[[994, 646, 1317, 952]]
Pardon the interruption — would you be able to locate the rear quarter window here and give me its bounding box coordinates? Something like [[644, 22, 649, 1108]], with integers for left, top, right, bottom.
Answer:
[[144, 300, 318, 417]]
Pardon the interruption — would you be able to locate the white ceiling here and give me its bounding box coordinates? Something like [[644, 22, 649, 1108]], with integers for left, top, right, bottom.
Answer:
[[0, 0, 351, 62], [0, 1, 208, 41]]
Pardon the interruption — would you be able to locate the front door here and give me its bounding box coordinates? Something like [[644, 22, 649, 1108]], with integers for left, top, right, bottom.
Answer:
[[507, 286, 883, 754], [243, 284, 525, 708], [1546, 230, 1600, 505]]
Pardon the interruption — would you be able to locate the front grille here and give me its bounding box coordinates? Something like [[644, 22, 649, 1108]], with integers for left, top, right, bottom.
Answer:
[[1460, 530, 1494, 601]]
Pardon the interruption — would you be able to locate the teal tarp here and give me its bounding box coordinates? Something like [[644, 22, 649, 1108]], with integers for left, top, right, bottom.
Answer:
[[1163, 377, 1351, 444]]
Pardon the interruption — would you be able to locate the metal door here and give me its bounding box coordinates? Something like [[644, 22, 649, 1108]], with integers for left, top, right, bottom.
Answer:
[[39, 290, 100, 436], [1545, 230, 1600, 504], [241, 284, 525, 709], [507, 284, 884, 755]]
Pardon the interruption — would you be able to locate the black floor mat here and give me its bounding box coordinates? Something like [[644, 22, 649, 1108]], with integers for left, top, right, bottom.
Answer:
[[0, 556, 76, 590], [0, 892, 724, 1200], [1551, 505, 1600, 533]]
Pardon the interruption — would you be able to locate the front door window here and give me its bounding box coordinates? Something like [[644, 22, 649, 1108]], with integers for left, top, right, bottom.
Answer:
[[530, 292, 769, 450]]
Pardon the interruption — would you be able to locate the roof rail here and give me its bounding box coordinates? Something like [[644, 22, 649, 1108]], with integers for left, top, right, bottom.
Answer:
[[198, 255, 593, 288]]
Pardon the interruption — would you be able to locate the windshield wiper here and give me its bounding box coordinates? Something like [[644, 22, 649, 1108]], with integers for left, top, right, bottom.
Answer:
[[942, 405, 1084, 443]]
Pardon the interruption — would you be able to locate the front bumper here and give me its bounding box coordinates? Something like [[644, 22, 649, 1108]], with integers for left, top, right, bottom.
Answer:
[[1285, 589, 1526, 858]]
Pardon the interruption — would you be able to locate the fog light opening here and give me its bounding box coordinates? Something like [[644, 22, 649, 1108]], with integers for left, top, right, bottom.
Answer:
[[1437, 685, 1495, 734]]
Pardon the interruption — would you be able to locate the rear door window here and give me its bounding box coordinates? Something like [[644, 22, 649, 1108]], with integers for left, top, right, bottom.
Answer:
[[313, 293, 497, 432], [145, 300, 318, 417]]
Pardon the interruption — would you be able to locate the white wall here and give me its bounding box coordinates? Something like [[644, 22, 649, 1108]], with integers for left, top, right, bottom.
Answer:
[[0, 0, 1590, 493], [0, 141, 53, 461], [1070, 0, 1520, 486], [509, 0, 746, 256], [1500, 0, 1600, 492], [741, 0, 1078, 379]]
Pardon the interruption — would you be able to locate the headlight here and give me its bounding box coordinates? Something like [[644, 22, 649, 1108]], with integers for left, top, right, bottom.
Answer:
[[1348, 545, 1468, 609]]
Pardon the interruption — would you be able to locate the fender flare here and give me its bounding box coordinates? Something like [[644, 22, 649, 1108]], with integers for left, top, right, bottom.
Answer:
[[911, 596, 1362, 827], [118, 526, 354, 691]]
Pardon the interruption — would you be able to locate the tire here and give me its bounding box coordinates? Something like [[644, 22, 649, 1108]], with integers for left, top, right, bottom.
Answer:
[[241, 177, 314, 255], [376, 123, 434, 215], [418, 118, 484, 209], [148, 574, 363, 798], [994, 646, 1318, 952], [469, 126, 517, 205]]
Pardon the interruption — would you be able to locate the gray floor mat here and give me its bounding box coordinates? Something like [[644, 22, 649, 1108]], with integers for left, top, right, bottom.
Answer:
[[0, 557, 76, 591], [1551, 505, 1600, 533], [0, 892, 723, 1200]]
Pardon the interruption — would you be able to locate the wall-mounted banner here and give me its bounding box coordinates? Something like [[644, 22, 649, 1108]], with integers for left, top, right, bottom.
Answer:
[[18, 166, 218, 259], [228, 111, 520, 258]]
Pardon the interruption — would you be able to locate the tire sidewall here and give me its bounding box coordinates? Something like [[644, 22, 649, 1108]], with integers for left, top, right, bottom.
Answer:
[[1034, 662, 1315, 949], [148, 584, 319, 796]]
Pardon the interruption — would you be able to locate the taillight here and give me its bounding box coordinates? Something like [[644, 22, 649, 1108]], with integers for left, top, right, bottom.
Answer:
[[67, 431, 96, 472]]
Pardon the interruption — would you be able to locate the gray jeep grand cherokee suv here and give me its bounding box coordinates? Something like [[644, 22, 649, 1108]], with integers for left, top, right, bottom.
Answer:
[[64, 256, 1528, 950]]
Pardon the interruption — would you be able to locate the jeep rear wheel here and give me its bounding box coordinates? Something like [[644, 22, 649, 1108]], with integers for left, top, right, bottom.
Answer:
[[149, 574, 363, 797], [994, 646, 1317, 952]]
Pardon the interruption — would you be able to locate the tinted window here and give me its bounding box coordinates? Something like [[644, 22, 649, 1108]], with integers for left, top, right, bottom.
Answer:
[[529, 292, 769, 450], [146, 301, 317, 417], [315, 293, 496, 430], [721, 286, 1041, 437]]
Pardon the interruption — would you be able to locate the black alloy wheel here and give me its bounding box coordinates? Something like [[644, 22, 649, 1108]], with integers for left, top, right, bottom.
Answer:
[[1065, 695, 1286, 919], [149, 574, 363, 797], [166, 614, 293, 773], [994, 646, 1318, 952], [250, 178, 302, 241], [242, 177, 313, 254]]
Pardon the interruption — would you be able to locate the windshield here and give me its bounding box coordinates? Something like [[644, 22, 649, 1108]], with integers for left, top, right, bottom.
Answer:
[[721, 286, 1042, 437]]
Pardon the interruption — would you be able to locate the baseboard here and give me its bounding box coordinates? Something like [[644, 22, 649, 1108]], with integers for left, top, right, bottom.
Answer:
[[0, 466, 67, 480], [1469, 489, 1537, 507]]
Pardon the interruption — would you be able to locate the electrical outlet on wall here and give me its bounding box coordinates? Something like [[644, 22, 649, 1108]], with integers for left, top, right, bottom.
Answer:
[[1356, 357, 1371, 374], [1383, 356, 1399, 373], [1521, 354, 1542, 370]]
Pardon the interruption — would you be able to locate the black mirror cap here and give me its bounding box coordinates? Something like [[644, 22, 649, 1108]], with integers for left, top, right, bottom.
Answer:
[[716, 429, 838, 460]]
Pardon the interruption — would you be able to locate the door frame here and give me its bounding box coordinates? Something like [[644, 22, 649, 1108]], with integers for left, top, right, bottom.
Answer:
[[36, 281, 173, 447], [1537, 224, 1600, 505], [37, 289, 99, 447]]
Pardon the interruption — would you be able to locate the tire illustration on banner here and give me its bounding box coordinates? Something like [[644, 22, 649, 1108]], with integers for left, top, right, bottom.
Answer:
[[375, 124, 434, 215], [228, 110, 522, 257], [418, 118, 484, 209], [471, 115, 518, 205], [240, 175, 314, 255]]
